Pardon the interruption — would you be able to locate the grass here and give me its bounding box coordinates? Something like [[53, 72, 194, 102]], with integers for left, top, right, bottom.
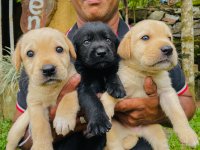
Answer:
[[0, 109, 200, 149], [0, 119, 12, 150], [0, 48, 20, 102]]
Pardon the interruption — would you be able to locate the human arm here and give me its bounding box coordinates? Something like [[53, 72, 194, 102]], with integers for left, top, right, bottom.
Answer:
[[114, 76, 196, 127]]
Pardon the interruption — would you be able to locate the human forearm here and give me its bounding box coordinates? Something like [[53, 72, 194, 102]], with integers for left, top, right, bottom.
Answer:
[[114, 77, 197, 128], [178, 88, 196, 120]]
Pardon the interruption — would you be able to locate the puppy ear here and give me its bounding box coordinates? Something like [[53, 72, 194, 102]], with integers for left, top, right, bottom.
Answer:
[[118, 32, 131, 59], [12, 39, 22, 72], [65, 37, 77, 60]]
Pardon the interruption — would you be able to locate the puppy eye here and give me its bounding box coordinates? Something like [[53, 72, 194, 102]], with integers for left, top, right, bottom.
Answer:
[[56, 46, 64, 53], [141, 35, 149, 41], [106, 38, 111, 44], [168, 37, 172, 41], [27, 50, 34, 57], [83, 40, 90, 46]]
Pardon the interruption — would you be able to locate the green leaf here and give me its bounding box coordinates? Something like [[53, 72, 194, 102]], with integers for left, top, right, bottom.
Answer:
[[16, 0, 21, 3]]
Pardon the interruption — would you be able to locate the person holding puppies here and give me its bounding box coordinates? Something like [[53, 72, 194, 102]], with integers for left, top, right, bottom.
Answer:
[[14, 0, 196, 149]]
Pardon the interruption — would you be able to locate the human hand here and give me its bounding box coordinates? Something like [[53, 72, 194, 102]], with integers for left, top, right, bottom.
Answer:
[[49, 73, 86, 134], [49, 74, 81, 120], [114, 77, 166, 127]]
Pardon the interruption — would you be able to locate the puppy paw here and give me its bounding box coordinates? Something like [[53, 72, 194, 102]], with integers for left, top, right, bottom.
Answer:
[[106, 83, 126, 98], [53, 117, 76, 136], [176, 127, 199, 147], [84, 113, 111, 138]]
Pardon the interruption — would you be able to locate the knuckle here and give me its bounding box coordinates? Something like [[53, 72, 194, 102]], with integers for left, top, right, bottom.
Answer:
[[130, 113, 138, 119], [137, 104, 145, 110], [120, 104, 128, 111], [128, 117, 136, 125]]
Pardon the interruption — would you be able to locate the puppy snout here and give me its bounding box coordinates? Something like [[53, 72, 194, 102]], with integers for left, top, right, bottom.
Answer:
[[160, 46, 173, 56], [95, 48, 107, 57], [42, 64, 56, 77]]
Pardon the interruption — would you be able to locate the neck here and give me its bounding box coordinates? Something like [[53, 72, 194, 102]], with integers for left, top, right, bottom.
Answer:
[[77, 12, 120, 34]]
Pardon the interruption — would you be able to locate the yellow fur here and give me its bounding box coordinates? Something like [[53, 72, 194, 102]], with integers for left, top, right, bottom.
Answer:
[[6, 28, 79, 150], [102, 20, 198, 150]]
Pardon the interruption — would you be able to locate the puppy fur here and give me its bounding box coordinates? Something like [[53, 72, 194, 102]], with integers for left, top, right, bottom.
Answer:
[[101, 20, 199, 150], [6, 28, 79, 150], [73, 22, 126, 138]]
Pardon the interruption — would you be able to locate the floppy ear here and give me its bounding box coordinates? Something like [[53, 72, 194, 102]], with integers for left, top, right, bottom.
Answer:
[[118, 32, 131, 59], [12, 39, 22, 72], [65, 37, 77, 60]]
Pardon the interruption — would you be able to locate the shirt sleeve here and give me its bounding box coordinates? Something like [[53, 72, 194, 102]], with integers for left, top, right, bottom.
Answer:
[[169, 64, 188, 96], [16, 69, 28, 113]]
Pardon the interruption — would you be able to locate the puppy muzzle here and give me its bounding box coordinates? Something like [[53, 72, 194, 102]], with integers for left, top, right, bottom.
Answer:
[[42, 64, 56, 77], [160, 45, 173, 57], [40, 64, 63, 85]]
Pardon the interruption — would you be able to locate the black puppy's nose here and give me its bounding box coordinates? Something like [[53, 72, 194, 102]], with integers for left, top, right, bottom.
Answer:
[[96, 48, 107, 57], [160, 46, 173, 56], [42, 64, 56, 76]]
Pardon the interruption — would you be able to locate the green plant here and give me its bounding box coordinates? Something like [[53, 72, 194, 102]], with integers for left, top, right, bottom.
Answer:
[[119, 0, 160, 23], [16, 0, 21, 3], [176, 0, 200, 7], [128, 0, 148, 9], [0, 48, 20, 100], [193, 0, 200, 5], [120, 0, 160, 9], [0, 119, 12, 150]]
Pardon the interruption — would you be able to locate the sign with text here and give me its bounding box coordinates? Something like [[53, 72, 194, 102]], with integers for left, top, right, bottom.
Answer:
[[20, 0, 56, 33]]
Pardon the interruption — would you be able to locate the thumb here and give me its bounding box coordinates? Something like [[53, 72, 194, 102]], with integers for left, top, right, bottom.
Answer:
[[64, 74, 81, 92], [57, 74, 81, 102], [144, 76, 157, 96]]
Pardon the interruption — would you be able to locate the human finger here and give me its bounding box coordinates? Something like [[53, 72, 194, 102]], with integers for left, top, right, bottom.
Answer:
[[57, 74, 81, 102], [115, 112, 142, 127], [143, 76, 157, 96], [115, 98, 145, 112]]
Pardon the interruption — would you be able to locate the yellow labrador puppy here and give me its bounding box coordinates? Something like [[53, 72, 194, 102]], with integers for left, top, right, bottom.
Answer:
[[101, 20, 199, 150], [6, 28, 79, 150]]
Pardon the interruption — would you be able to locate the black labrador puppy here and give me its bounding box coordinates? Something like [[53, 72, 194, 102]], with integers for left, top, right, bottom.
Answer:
[[73, 22, 126, 138]]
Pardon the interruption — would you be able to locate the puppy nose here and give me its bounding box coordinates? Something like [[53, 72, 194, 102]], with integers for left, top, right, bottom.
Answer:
[[96, 48, 107, 57], [42, 64, 56, 76], [160, 46, 173, 56]]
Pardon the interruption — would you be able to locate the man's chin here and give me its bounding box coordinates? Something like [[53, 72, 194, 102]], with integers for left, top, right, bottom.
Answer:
[[86, 11, 106, 21]]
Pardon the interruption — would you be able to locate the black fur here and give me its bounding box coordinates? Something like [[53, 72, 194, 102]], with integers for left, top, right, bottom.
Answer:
[[53, 132, 106, 150], [73, 22, 126, 138]]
